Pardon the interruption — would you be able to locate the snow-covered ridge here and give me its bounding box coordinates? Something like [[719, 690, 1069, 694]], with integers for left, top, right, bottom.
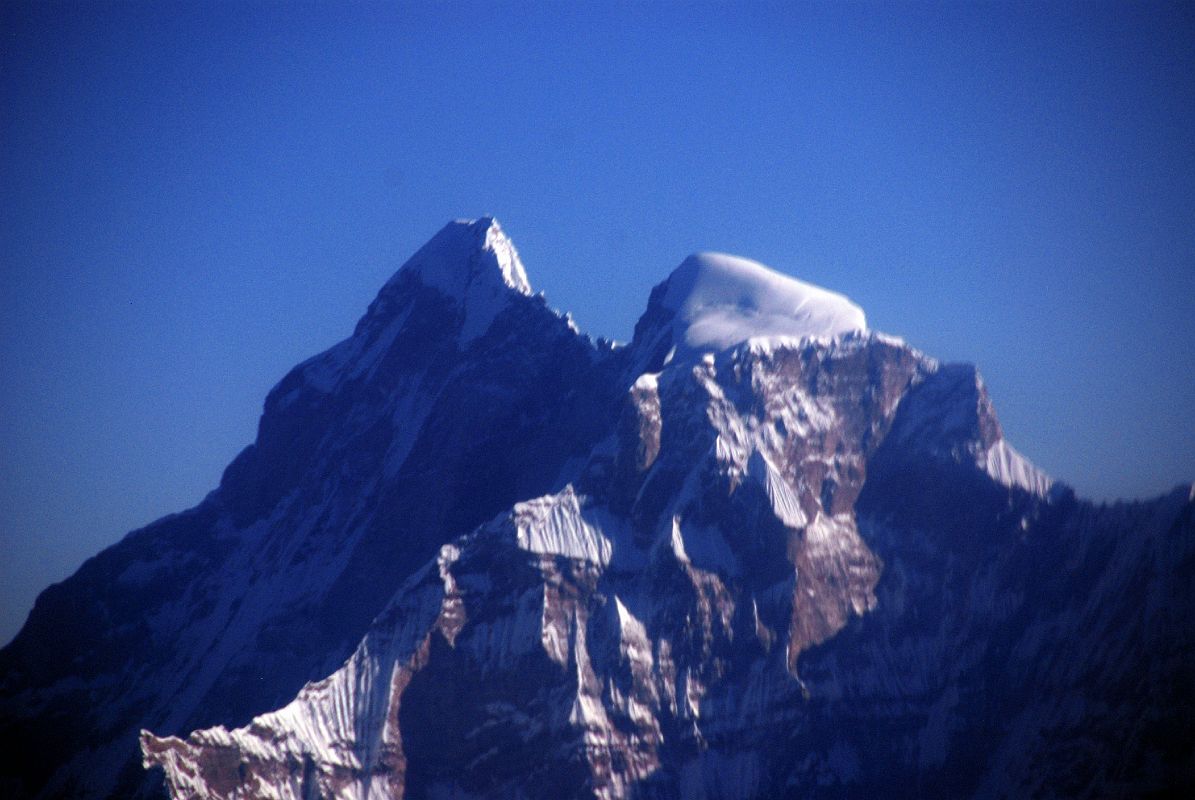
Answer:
[[982, 438, 1053, 497], [659, 252, 866, 355], [394, 216, 531, 298], [387, 216, 533, 341], [510, 485, 636, 568], [884, 362, 1055, 497]]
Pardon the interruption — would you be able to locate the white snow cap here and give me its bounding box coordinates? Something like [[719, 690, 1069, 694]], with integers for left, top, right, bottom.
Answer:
[[393, 217, 533, 341], [401, 216, 532, 298], [660, 252, 866, 353]]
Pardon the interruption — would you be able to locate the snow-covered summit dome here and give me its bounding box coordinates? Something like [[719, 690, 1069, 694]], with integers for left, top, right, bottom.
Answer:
[[658, 252, 866, 354]]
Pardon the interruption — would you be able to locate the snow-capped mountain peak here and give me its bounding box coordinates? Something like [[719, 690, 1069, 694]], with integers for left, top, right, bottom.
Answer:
[[394, 216, 531, 297], [646, 252, 867, 359], [4, 218, 1192, 800], [384, 216, 532, 341]]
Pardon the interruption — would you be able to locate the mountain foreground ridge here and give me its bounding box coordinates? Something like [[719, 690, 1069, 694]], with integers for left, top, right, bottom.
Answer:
[[1, 218, 1192, 799]]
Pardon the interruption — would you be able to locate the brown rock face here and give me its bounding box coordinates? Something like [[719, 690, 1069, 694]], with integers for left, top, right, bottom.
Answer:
[[140, 329, 1195, 800]]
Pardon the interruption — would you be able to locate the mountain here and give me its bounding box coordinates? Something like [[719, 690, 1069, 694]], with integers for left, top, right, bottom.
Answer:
[[3, 220, 1193, 799], [0, 219, 620, 798]]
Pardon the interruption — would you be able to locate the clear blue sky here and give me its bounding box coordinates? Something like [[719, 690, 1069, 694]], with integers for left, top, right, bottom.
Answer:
[[2, 1, 1193, 644]]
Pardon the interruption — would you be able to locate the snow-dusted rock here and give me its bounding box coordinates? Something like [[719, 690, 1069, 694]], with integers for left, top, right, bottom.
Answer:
[[2, 219, 1191, 800], [396, 216, 533, 341], [141, 323, 1193, 799], [0, 218, 619, 800]]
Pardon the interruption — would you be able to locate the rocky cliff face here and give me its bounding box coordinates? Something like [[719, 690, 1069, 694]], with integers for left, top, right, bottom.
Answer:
[[3, 221, 1192, 799], [0, 219, 623, 799]]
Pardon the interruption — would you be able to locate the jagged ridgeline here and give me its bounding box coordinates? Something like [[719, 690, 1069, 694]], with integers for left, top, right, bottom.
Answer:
[[2, 219, 1192, 799]]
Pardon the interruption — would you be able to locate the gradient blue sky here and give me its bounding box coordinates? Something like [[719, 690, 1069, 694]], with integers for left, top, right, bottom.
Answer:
[[2, 1, 1193, 644]]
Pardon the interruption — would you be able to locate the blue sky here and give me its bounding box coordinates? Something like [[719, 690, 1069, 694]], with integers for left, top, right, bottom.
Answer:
[[2, 1, 1193, 644]]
